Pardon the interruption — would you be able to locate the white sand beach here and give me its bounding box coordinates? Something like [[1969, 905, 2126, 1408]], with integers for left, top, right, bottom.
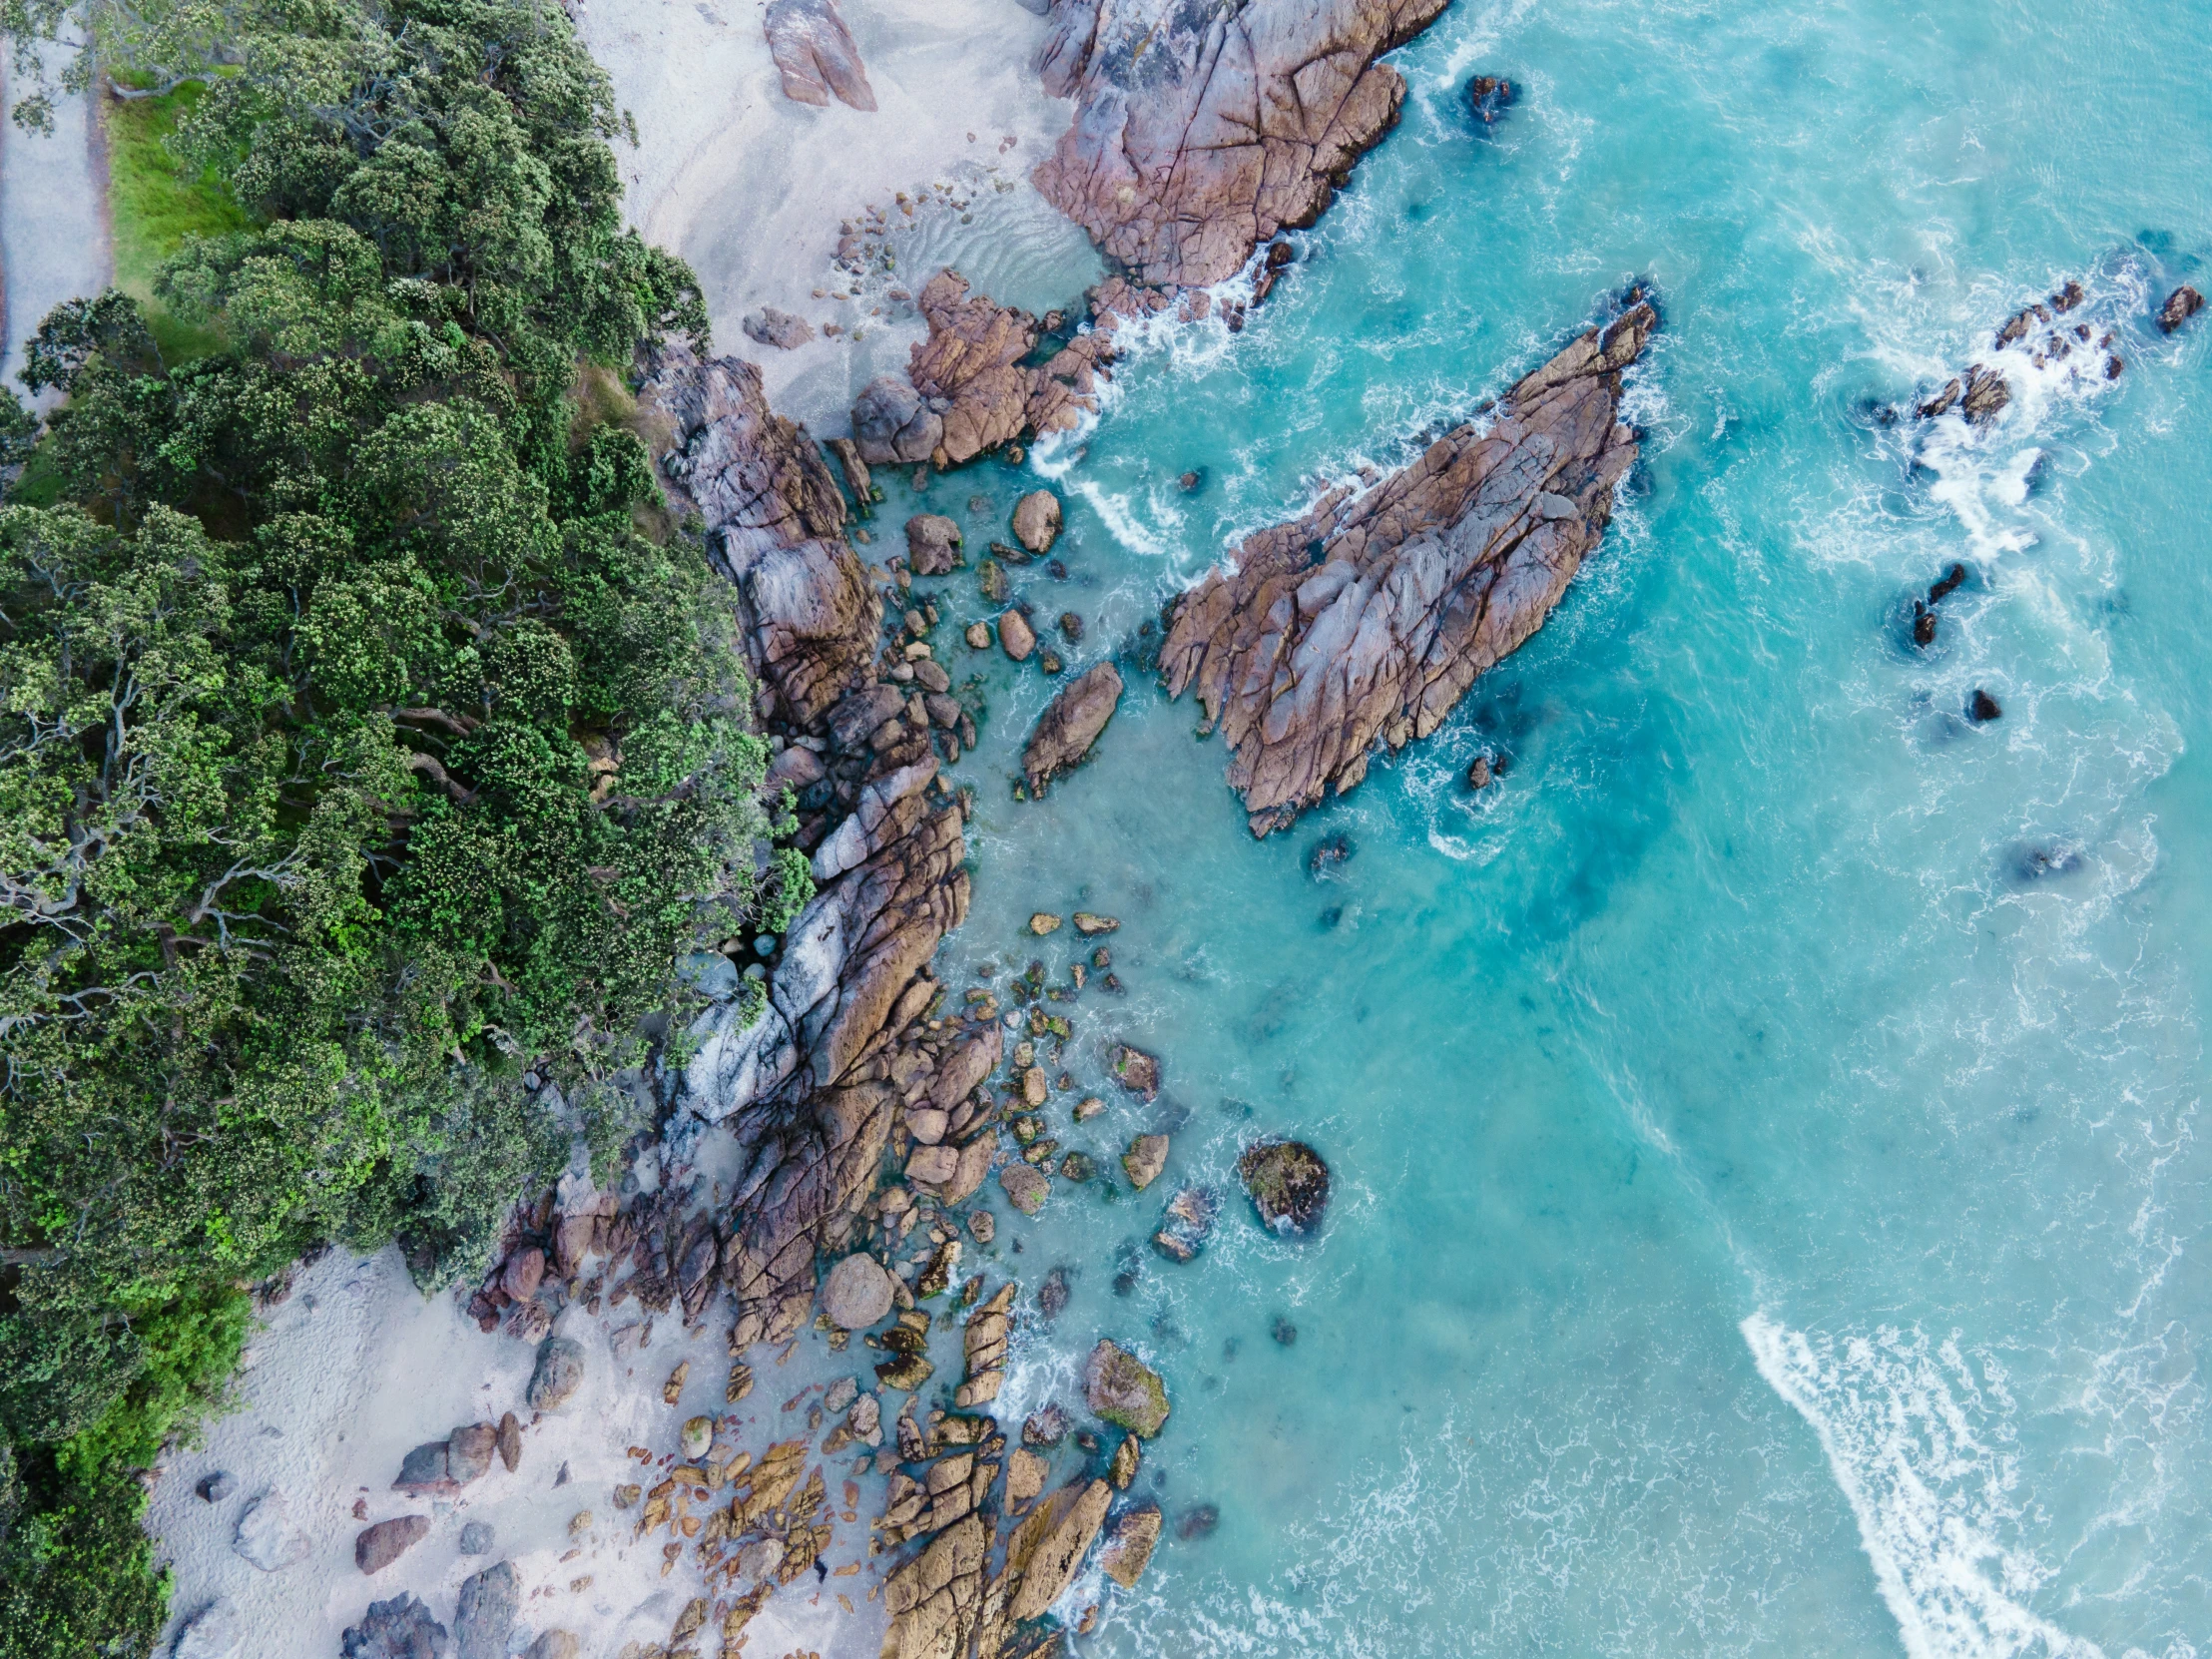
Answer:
[[577, 0, 1103, 431]]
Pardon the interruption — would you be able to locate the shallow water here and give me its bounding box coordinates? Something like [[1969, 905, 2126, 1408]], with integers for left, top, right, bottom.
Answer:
[[874, 0, 2212, 1652]]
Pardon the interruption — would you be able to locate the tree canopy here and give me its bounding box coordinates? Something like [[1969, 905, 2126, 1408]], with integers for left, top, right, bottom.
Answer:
[[0, 3, 798, 1651]]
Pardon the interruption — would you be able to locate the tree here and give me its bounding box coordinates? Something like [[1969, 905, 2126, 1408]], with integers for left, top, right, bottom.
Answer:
[[0, 2, 800, 1649]]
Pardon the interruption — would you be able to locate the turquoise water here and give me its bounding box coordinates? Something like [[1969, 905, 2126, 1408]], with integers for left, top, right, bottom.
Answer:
[[879, 0, 2212, 1651]]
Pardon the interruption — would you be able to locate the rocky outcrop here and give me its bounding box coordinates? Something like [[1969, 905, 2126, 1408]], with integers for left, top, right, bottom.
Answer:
[[1916, 278, 2120, 422], [1162, 301, 1656, 834], [1086, 1340, 1170, 1436], [1033, 0, 1451, 287], [526, 1336, 583, 1411], [2159, 284, 2204, 334], [1022, 662, 1122, 791], [764, 0, 876, 111], [641, 342, 881, 730], [851, 271, 1113, 468], [1238, 1139, 1329, 1234], [822, 1253, 896, 1329]]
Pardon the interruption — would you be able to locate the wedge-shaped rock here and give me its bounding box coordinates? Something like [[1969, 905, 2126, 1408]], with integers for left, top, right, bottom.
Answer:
[[1162, 303, 1655, 835]]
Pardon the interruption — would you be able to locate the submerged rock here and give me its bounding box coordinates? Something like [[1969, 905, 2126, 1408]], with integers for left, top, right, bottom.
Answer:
[[1238, 1140, 1331, 1235], [1085, 1340, 1171, 1437], [1022, 663, 1124, 792], [1467, 74, 1515, 124], [1034, 0, 1453, 287], [1152, 1187, 1217, 1262], [1162, 303, 1657, 835], [763, 0, 875, 111]]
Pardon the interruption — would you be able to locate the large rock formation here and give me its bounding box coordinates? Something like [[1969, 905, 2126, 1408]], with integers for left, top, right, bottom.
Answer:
[[1033, 0, 1451, 287], [640, 342, 881, 730], [1161, 301, 1657, 834], [644, 348, 990, 1356], [1022, 662, 1123, 792], [764, 0, 876, 111], [850, 271, 1112, 468]]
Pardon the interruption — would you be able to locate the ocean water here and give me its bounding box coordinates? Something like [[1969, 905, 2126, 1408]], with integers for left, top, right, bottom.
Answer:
[[867, 0, 2212, 1652]]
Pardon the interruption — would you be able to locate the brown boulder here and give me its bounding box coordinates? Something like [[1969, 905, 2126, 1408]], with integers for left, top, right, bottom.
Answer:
[[999, 609, 1037, 662], [764, 0, 875, 111], [2160, 285, 2205, 334], [1012, 490, 1063, 555], [905, 514, 962, 575], [1099, 1501, 1162, 1587], [1022, 662, 1123, 792], [1086, 1341, 1170, 1437], [355, 1514, 430, 1575], [1162, 303, 1655, 835], [1034, 0, 1452, 288], [1007, 1479, 1112, 1622]]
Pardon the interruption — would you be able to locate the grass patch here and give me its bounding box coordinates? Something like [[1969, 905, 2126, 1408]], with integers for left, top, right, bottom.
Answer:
[[105, 82, 251, 362]]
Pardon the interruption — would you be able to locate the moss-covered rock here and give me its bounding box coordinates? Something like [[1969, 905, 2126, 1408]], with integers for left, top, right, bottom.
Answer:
[[1237, 1139, 1331, 1235], [1085, 1340, 1169, 1438]]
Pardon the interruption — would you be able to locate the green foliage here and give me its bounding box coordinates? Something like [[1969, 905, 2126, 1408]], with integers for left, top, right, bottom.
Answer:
[[105, 78, 254, 364], [0, 1450, 167, 1659], [0, 1, 778, 1649]]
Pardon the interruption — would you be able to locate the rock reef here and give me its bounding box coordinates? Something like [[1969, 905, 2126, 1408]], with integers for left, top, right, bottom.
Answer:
[[1034, 0, 1452, 287], [1161, 301, 1657, 834], [851, 271, 1113, 468]]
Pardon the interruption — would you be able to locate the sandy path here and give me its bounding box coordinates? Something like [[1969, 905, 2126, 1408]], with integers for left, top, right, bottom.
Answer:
[[579, 0, 1103, 431], [0, 72, 113, 402]]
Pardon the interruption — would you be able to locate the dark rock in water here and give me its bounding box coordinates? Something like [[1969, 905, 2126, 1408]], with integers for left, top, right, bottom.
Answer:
[[1023, 1402, 1072, 1447], [1959, 364, 2011, 422], [1152, 1187, 1217, 1262], [1038, 1268, 1072, 1320], [1177, 1503, 1221, 1539], [1467, 74, 1515, 124], [1085, 1340, 1171, 1437], [453, 1561, 518, 1659], [2158, 284, 2204, 334], [1271, 1315, 1298, 1347], [526, 1337, 584, 1411], [195, 1470, 235, 1503], [1968, 688, 2002, 723], [341, 1594, 450, 1659], [355, 1515, 430, 1575], [1179, 469, 1205, 492], [1058, 611, 1084, 642], [1111, 1044, 1161, 1101], [2010, 842, 2084, 883], [1163, 305, 1656, 835], [1319, 904, 1343, 929], [1912, 602, 1936, 649], [1238, 1140, 1332, 1235], [1466, 754, 1493, 790], [1307, 831, 1355, 877], [457, 1521, 493, 1556], [1023, 663, 1124, 793], [1929, 562, 1967, 604]]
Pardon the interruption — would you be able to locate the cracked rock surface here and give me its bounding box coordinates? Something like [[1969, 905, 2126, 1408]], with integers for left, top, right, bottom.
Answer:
[[1161, 301, 1657, 835], [1033, 0, 1452, 288]]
